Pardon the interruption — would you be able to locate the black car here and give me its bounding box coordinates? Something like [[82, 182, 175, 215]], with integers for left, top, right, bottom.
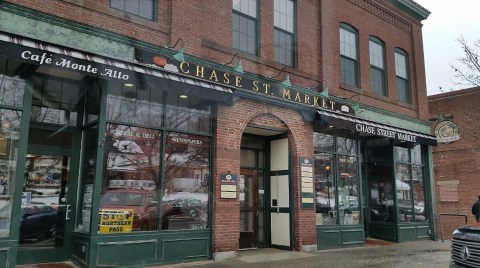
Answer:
[[450, 222, 480, 267], [20, 201, 58, 240]]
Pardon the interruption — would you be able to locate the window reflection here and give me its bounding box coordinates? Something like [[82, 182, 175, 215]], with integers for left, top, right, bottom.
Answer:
[[106, 81, 163, 127], [394, 145, 427, 223], [0, 58, 26, 108], [338, 156, 359, 225], [100, 124, 161, 233], [162, 132, 209, 230], [0, 110, 22, 238], [166, 94, 211, 133], [314, 129, 360, 226]]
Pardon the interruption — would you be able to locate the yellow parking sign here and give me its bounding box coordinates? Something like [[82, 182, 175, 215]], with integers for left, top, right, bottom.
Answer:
[[99, 209, 134, 233]]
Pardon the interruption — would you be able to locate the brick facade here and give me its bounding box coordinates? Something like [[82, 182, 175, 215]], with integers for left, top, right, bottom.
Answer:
[[0, 0, 434, 266], [429, 87, 480, 239]]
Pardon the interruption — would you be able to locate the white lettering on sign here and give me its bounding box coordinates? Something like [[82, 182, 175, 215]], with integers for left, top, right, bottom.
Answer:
[[355, 124, 417, 143], [56, 58, 98, 74], [21, 51, 52, 65], [20, 49, 129, 81], [171, 137, 203, 145], [356, 124, 375, 134], [376, 128, 396, 139]]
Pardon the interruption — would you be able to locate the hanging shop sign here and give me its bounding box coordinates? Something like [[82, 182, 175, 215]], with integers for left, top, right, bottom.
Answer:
[[300, 157, 314, 209], [434, 120, 460, 143], [220, 174, 237, 199], [134, 48, 355, 114]]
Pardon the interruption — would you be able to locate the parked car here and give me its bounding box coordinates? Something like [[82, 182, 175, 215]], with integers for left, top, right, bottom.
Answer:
[[169, 197, 207, 220], [20, 201, 58, 240], [450, 222, 480, 267], [100, 189, 159, 231], [338, 198, 359, 215]]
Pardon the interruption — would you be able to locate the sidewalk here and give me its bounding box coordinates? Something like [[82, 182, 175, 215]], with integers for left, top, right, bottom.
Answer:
[[167, 240, 452, 268]]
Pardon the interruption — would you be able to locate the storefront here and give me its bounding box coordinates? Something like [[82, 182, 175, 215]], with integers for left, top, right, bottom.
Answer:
[[0, 28, 437, 267]]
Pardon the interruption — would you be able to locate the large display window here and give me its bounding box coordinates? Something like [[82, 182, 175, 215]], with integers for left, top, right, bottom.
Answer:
[[394, 144, 427, 222], [314, 125, 360, 225], [0, 58, 25, 238], [95, 80, 213, 234]]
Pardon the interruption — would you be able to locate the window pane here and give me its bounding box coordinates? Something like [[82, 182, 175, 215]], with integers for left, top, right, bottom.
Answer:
[[274, 29, 294, 66], [0, 109, 22, 238], [232, 1, 257, 55], [369, 40, 384, 68], [110, 0, 124, 10], [233, 0, 257, 18], [397, 77, 410, 103], [336, 135, 357, 155], [106, 81, 163, 127], [341, 56, 357, 86], [395, 51, 407, 78], [274, 0, 294, 33], [394, 146, 409, 163], [314, 153, 335, 225], [412, 165, 427, 222], [240, 149, 256, 168], [411, 145, 423, 164], [100, 124, 161, 233], [110, 0, 154, 20], [338, 156, 359, 225], [396, 163, 412, 222], [371, 67, 386, 95], [340, 27, 357, 59], [162, 133, 210, 230], [313, 132, 334, 152], [165, 93, 212, 133]]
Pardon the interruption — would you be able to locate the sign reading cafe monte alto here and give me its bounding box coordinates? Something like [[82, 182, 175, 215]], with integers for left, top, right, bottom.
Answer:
[[134, 48, 350, 113]]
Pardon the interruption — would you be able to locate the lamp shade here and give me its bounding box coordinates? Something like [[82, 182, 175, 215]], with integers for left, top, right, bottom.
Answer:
[[233, 59, 244, 73], [282, 74, 291, 87], [173, 48, 185, 62]]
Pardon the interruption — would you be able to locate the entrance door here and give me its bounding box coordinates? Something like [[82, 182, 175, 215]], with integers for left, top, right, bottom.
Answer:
[[269, 138, 291, 249], [239, 169, 265, 249], [16, 150, 75, 264]]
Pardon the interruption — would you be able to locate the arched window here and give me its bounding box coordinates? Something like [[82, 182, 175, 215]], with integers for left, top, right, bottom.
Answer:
[[369, 37, 386, 96], [395, 48, 410, 103], [340, 23, 359, 87]]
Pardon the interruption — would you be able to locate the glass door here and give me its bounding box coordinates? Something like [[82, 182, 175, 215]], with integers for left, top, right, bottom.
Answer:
[[16, 152, 75, 263], [239, 169, 265, 249]]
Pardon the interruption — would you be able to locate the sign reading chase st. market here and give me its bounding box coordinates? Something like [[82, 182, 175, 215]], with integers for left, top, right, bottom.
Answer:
[[134, 48, 351, 113]]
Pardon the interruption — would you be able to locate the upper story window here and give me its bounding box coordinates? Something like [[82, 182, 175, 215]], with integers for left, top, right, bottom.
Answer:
[[110, 0, 155, 21], [369, 37, 386, 96], [395, 49, 410, 103], [340, 23, 359, 87], [232, 0, 258, 55], [274, 0, 295, 67]]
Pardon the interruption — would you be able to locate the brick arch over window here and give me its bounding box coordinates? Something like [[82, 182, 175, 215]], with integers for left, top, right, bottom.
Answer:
[[212, 99, 316, 254]]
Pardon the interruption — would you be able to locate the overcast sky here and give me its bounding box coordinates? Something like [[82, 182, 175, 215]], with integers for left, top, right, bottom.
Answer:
[[413, 0, 479, 96]]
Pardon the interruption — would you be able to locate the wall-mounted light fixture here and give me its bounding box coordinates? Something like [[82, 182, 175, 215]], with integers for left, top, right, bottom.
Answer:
[[320, 80, 329, 98], [224, 52, 244, 73], [268, 67, 291, 87], [166, 38, 185, 62], [347, 93, 363, 113]]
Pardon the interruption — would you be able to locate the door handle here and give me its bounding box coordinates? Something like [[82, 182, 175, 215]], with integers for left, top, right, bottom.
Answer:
[[65, 204, 71, 220]]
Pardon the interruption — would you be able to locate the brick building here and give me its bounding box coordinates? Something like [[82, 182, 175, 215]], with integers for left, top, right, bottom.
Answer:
[[429, 87, 480, 240], [0, 0, 436, 267]]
